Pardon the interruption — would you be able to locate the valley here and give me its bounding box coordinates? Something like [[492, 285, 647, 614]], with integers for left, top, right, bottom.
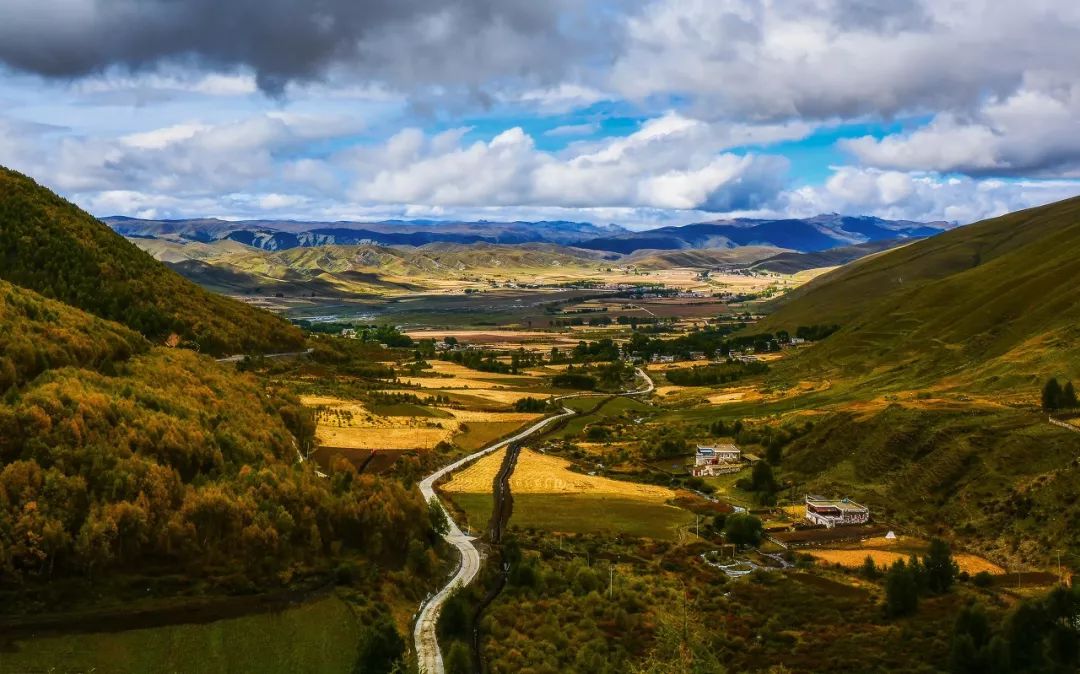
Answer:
[[0, 170, 1077, 674]]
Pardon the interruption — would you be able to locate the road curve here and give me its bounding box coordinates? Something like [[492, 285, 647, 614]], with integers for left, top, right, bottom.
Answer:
[[412, 366, 653, 672], [413, 408, 575, 674]]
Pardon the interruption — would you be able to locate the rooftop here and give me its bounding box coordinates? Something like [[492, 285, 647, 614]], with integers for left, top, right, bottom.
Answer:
[[806, 495, 868, 512]]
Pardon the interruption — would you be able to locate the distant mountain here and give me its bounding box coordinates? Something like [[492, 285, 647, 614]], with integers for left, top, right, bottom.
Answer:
[[130, 239, 621, 296], [749, 238, 917, 274], [104, 216, 626, 250], [0, 167, 304, 355], [575, 215, 949, 254], [623, 246, 786, 271], [761, 196, 1080, 389]]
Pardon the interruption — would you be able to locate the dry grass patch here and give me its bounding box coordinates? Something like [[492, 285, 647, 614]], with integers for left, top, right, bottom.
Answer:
[[301, 394, 537, 451], [809, 549, 1005, 575], [510, 449, 676, 500], [442, 449, 505, 493]]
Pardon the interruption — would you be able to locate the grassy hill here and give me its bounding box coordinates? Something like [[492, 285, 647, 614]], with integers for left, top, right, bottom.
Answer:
[[623, 246, 783, 270], [761, 196, 1080, 391], [131, 239, 623, 296], [749, 238, 913, 274], [0, 167, 304, 355]]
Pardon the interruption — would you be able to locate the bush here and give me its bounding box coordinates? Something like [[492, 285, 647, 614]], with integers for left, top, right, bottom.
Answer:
[[723, 513, 764, 547]]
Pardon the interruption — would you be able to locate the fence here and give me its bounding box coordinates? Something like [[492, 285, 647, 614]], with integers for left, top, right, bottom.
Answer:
[[1049, 416, 1080, 434]]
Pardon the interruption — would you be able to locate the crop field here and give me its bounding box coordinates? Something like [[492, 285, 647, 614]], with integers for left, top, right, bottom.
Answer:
[[547, 396, 653, 439], [452, 420, 533, 452], [508, 493, 694, 541], [808, 549, 1005, 575], [302, 394, 539, 450], [441, 448, 506, 493], [442, 448, 692, 539], [510, 449, 675, 499]]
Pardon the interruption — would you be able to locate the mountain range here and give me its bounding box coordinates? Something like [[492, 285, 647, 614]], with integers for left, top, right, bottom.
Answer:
[[103, 213, 950, 255]]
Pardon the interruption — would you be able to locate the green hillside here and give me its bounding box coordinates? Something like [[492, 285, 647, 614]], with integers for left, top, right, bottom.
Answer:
[[762, 196, 1080, 391], [0, 167, 304, 355]]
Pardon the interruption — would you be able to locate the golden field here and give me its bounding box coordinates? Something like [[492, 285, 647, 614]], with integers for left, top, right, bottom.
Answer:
[[444, 448, 676, 503], [301, 394, 540, 451], [808, 548, 1005, 575]]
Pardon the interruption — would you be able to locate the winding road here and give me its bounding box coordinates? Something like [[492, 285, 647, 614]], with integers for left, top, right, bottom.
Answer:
[[413, 367, 653, 673]]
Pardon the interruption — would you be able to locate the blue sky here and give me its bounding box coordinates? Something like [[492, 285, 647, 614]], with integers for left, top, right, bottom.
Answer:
[[1, 1, 1079, 229]]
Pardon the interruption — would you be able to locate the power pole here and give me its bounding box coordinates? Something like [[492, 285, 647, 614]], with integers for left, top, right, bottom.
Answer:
[[609, 563, 614, 599]]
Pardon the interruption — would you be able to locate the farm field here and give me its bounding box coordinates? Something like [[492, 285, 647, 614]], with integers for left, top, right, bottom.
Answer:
[[443, 448, 693, 540], [808, 548, 1005, 575], [0, 595, 361, 674], [301, 394, 540, 450]]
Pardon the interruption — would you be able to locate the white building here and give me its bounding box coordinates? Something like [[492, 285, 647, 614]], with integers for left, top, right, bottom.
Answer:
[[692, 444, 742, 477], [804, 495, 870, 528]]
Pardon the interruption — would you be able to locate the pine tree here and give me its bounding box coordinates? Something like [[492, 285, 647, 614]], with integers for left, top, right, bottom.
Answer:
[[1063, 381, 1078, 409], [924, 538, 958, 594], [1042, 378, 1063, 411], [885, 559, 919, 617]]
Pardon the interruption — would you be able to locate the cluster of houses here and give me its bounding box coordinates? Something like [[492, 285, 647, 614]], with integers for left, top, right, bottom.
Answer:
[[690, 444, 871, 530]]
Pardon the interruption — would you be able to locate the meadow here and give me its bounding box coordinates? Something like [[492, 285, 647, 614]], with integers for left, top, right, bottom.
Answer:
[[0, 595, 361, 674]]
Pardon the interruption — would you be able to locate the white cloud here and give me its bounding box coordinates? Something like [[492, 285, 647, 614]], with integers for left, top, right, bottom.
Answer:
[[612, 1, 1080, 122], [782, 167, 1080, 223], [843, 84, 1080, 177], [351, 112, 795, 212]]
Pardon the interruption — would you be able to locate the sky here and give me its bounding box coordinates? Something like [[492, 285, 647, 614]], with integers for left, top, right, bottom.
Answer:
[[1, 0, 1079, 230]]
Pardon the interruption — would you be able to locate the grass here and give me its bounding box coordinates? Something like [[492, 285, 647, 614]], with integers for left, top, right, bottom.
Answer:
[[0, 595, 360, 674], [453, 420, 532, 452], [509, 450, 675, 500], [808, 549, 1004, 575], [442, 449, 505, 491], [446, 492, 495, 534], [508, 493, 694, 540], [549, 396, 652, 440], [760, 195, 1080, 393], [369, 402, 452, 418]]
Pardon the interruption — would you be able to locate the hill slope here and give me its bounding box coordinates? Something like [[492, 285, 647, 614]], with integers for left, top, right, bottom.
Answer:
[[762, 196, 1080, 389], [131, 239, 622, 295], [623, 246, 784, 270], [0, 167, 303, 355], [749, 238, 914, 274], [0, 275, 436, 606]]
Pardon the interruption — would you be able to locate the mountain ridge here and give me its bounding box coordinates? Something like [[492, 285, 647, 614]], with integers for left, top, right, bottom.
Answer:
[[104, 213, 948, 254], [0, 167, 304, 355]]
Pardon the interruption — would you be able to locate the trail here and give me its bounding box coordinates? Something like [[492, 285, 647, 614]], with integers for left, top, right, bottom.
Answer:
[[412, 366, 652, 673]]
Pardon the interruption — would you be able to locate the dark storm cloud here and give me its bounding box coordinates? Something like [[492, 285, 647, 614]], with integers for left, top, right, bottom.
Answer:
[[0, 0, 614, 94]]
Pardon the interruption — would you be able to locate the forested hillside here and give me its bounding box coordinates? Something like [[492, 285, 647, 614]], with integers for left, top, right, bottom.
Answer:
[[0, 280, 437, 604], [0, 279, 148, 391], [0, 167, 303, 356], [762, 196, 1080, 390]]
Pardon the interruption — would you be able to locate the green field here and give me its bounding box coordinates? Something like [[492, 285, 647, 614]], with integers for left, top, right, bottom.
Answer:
[[550, 396, 653, 439], [447, 492, 495, 534], [507, 493, 694, 540], [448, 490, 692, 541], [0, 595, 361, 674]]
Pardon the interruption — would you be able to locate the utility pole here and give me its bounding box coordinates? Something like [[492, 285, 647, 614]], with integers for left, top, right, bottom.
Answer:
[[609, 563, 614, 599], [696, 515, 700, 538]]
